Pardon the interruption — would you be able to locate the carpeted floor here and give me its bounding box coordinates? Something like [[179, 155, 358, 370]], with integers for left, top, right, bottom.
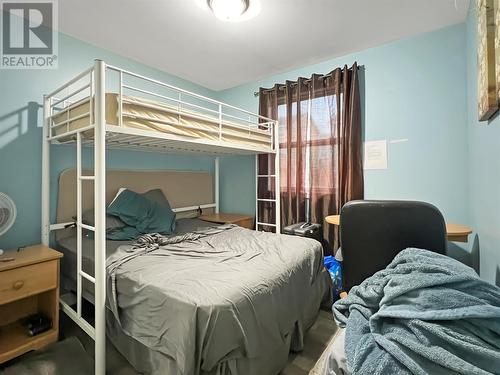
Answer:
[[283, 310, 339, 375], [1, 310, 338, 375]]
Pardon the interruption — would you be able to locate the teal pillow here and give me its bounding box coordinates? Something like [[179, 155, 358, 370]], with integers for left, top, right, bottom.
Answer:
[[141, 188, 176, 233], [107, 189, 176, 236], [106, 225, 141, 240]]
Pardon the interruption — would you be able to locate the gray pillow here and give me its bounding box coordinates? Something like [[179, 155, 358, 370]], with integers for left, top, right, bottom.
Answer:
[[73, 209, 126, 231]]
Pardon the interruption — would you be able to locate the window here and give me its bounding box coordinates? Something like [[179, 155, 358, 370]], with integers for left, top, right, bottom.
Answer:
[[278, 93, 339, 195]]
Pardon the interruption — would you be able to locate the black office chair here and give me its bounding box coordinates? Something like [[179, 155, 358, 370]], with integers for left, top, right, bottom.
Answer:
[[340, 200, 447, 292]]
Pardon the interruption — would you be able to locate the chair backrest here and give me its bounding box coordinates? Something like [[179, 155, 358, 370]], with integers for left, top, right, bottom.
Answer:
[[340, 200, 447, 291]]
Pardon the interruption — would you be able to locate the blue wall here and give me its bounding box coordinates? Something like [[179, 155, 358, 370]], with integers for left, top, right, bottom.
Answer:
[[217, 24, 469, 227], [4, 15, 496, 278], [0, 31, 248, 250], [465, 2, 500, 285]]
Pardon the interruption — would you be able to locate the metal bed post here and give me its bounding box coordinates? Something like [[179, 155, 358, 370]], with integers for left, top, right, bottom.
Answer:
[[47, 63, 98, 346], [218, 104, 222, 141], [274, 120, 281, 233], [41, 95, 51, 246], [93, 59, 107, 375], [76, 132, 82, 319], [255, 154, 258, 230], [254, 120, 281, 232], [215, 157, 220, 214]]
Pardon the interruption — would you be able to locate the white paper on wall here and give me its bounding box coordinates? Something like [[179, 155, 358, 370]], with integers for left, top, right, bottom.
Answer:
[[364, 140, 388, 170], [389, 138, 408, 144]]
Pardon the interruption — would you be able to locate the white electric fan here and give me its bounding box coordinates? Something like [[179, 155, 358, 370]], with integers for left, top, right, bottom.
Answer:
[[0, 192, 17, 255]]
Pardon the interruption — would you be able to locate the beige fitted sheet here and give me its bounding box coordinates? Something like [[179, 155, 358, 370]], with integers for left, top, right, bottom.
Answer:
[[51, 93, 272, 149]]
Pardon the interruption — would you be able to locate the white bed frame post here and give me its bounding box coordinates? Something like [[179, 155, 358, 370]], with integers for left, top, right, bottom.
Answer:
[[214, 157, 220, 214], [41, 95, 51, 246], [94, 59, 107, 375], [254, 120, 281, 233], [255, 154, 259, 229], [274, 121, 281, 233]]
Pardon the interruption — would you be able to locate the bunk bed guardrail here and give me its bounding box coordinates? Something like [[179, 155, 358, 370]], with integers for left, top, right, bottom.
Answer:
[[45, 62, 278, 155]]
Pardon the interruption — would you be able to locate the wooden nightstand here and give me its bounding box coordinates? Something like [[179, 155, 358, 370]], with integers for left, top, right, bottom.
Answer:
[[199, 213, 254, 229], [0, 244, 63, 364]]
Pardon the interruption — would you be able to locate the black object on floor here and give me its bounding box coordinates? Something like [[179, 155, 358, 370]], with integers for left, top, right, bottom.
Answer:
[[20, 313, 52, 337], [0, 337, 93, 375], [284, 222, 323, 242]]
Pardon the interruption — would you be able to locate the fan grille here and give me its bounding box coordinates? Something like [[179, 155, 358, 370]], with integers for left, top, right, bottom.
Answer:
[[0, 208, 10, 227], [0, 193, 16, 236]]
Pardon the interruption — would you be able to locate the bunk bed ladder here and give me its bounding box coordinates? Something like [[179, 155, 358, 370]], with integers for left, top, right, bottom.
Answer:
[[68, 60, 106, 375], [255, 123, 281, 233], [43, 60, 107, 375], [56, 131, 100, 342]]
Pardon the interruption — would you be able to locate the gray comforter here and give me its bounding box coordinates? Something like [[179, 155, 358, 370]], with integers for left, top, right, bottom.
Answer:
[[333, 248, 500, 375], [106, 224, 330, 375]]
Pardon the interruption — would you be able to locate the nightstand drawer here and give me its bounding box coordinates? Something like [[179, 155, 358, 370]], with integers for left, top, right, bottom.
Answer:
[[0, 260, 58, 305]]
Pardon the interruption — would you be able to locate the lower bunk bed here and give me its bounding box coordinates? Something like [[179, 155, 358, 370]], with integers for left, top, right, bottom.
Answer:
[[58, 219, 331, 374]]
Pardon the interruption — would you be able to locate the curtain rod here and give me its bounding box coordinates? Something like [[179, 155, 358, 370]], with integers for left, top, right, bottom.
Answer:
[[253, 64, 364, 97]]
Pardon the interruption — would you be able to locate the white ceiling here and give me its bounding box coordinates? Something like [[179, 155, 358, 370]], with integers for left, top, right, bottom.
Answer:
[[59, 0, 470, 91]]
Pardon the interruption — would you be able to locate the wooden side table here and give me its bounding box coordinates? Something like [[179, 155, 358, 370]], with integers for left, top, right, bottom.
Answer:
[[0, 245, 63, 364], [325, 215, 473, 243], [199, 213, 254, 229], [445, 223, 473, 243]]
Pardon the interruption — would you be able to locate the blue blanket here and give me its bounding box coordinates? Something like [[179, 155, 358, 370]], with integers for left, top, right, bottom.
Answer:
[[333, 248, 500, 375]]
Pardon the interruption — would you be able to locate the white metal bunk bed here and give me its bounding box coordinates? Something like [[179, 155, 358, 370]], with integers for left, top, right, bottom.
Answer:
[[41, 60, 280, 375]]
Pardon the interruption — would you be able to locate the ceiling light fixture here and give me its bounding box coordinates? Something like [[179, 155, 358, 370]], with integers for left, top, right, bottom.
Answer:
[[207, 0, 255, 22]]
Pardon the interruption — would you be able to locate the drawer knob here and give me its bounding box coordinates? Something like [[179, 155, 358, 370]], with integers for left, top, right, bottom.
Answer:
[[13, 280, 24, 290]]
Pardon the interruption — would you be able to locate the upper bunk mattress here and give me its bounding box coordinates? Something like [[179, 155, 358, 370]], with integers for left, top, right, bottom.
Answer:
[[51, 93, 273, 149]]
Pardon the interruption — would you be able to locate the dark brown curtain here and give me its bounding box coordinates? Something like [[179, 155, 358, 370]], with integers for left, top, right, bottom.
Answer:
[[258, 62, 363, 254]]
